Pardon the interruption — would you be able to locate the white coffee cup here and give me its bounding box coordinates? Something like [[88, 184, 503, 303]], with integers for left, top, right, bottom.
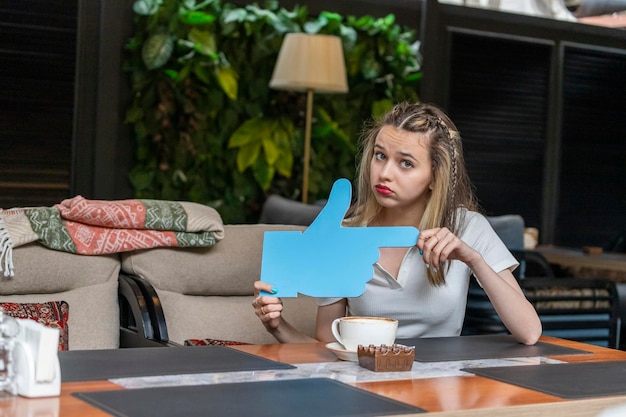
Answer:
[[331, 316, 398, 351]]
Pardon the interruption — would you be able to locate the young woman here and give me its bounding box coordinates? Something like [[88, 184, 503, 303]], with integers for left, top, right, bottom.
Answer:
[[253, 102, 541, 346]]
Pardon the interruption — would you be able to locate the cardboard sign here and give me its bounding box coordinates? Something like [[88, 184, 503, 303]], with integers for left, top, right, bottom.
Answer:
[[260, 178, 419, 297]]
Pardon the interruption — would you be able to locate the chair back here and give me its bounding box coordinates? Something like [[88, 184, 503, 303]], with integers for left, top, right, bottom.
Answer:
[[518, 250, 555, 279], [522, 277, 621, 349], [258, 195, 323, 226]]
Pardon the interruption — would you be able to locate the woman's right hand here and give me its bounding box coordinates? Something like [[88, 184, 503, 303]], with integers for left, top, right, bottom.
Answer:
[[252, 281, 284, 332]]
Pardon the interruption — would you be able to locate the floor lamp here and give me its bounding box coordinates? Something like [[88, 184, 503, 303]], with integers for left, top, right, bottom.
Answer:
[[269, 33, 348, 203]]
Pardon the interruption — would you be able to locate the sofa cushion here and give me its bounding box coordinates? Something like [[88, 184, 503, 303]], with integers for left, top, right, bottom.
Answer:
[[1, 243, 121, 294], [1, 301, 69, 350], [120, 224, 305, 296], [2, 280, 120, 350], [120, 224, 319, 345], [1, 243, 121, 350], [156, 290, 318, 345]]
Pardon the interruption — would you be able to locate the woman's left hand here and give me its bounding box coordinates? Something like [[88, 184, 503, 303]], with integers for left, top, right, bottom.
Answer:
[[417, 227, 478, 270]]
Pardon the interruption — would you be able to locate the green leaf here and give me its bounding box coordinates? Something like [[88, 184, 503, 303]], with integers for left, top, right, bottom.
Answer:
[[178, 63, 192, 81], [361, 52, 381, 79], [353, 15, 372, 30], [406, 72, 422, 83], [252, 158, 274, 191], [215, 66, 238, 100], [383, 14, 396, 27], [274, 149, 293, 178], [228, 117, 264, 148], [340, 26, 357, 47], [142, 32, 174, 70], [223, 8, 247, 24], [304, 19, 324, 34], [372, 99, 394, 119], [320, 11, 342, 23], [272, 118, 294, 177], [179, 10, 216, 25], [272, 119, 293, 146], [193, 62, 212, 85], [164, 69, 178, 80], [129, 166, 155, 191], [188, 28, 216, 56], [172, 169, 188, 184], [133, 0, 161, 16], [262, 136, 280, 165], [236, 142, 261, 172]]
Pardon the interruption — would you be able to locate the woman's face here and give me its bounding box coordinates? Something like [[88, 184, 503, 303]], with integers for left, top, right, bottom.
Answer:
[[369, 125, 433, 215]]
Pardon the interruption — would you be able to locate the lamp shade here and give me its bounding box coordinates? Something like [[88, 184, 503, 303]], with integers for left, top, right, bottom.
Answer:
[[269, 33, 348, 94]]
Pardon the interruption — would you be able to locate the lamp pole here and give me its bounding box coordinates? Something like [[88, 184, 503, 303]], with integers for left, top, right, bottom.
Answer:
[[302, 88, 314, 204]]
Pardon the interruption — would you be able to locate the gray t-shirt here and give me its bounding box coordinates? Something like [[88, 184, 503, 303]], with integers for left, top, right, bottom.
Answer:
[[317, 210, 518, 339]]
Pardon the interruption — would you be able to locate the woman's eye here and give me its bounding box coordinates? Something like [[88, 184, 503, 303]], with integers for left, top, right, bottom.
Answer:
[[400, 160, 413, 168], [375, 152, 386, 160]]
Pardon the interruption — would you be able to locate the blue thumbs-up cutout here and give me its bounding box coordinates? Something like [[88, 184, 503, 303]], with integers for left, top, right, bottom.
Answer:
[[260, 178, 419, 297]]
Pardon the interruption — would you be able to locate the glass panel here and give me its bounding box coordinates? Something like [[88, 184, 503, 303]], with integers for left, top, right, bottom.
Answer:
[[437, 0, 626, 28]]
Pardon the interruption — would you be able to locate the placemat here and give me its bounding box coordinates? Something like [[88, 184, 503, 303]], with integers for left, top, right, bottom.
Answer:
[[73, 378, 425, 417], [59, 346, 294, 382], [463, 361, 626, 399], [396, 334, 590, 362]]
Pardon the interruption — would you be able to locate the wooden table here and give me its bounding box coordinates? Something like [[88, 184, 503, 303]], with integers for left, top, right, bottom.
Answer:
[[536, 246, 626, 282], [2, 336, 626, 417]]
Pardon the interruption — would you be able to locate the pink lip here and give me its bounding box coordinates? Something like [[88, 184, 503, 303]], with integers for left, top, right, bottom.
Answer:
[[375, 184, 393, 195]]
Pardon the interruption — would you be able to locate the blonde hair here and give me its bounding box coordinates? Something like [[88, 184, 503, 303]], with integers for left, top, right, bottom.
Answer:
[[349, 101, 478, 286]]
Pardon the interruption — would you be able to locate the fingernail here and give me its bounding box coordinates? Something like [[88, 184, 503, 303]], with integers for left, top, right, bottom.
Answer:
[[271, 288, 279, 294], [419, 249, 424, 255], [433, 268, 438, 273], [440, 262, 444, 267], [425, 264, 430, 270]]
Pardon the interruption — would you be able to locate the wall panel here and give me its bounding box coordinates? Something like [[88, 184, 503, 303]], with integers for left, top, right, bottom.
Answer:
[[0, 0, 77, 208]]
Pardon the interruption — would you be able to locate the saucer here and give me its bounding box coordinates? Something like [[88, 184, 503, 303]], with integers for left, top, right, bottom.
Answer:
[[325, 342, 358, 362]]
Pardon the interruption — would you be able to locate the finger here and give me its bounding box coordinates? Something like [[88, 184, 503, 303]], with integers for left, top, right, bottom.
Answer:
[[428, 236, 443, 270], [260, 304, 283, 323], [255, 281, 279, 297], [423, 234, 439, 253], [419, 228, 439, 239], [421, 231, 442, 267], [417, 229, 438, 249], [436, 234, 455, 265], [255, 294, 283, 310], [253, 280, 270, 296], [427, 231, 455, 269], [259, 286, 279, 297], [307, 178, 351, 231], [258, 294, 282, 306]]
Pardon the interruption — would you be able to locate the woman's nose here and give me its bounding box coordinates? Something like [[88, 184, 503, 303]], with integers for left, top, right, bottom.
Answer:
[[378, 162, 393, 180]]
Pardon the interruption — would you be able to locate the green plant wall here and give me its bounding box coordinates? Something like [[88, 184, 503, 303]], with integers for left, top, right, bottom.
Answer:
[[126, 0, 421, 223]]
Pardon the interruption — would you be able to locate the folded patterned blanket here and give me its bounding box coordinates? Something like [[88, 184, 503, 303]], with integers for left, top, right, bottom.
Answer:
[[0, 196, 225, 277]]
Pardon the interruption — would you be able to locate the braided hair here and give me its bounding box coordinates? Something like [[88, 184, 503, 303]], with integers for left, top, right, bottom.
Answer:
[[349, 102, 479, 286]]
